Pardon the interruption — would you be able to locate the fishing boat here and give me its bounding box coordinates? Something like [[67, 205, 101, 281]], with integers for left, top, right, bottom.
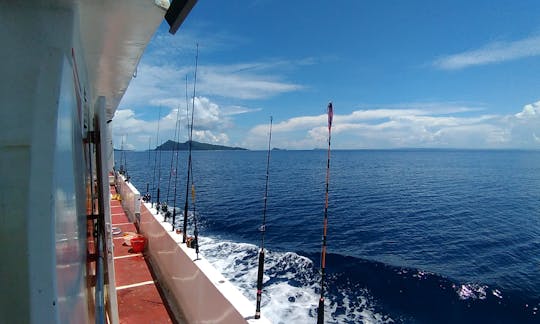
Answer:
[[1, 0, 269, 322]]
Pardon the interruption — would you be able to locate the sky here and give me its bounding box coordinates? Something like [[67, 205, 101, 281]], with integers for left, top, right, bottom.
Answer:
[[115, 0, 540, 150]]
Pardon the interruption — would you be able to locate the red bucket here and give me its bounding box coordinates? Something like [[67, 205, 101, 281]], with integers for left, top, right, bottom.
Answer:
[[131, 236, 146, 253]]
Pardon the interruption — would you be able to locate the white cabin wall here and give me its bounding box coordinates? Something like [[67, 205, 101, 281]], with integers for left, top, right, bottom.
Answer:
[[0, 2, 89, 323], [51, 57, 90, 324]]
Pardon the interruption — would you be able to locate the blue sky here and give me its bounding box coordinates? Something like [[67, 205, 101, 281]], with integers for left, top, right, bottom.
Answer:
[[115, 1, 540, 150]]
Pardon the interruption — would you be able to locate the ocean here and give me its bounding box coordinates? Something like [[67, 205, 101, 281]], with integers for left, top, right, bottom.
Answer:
[[120, 149, 540, 323]]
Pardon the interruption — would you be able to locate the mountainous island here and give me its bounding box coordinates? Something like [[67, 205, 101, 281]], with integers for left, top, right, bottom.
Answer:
[[155, 140, 247, 151]]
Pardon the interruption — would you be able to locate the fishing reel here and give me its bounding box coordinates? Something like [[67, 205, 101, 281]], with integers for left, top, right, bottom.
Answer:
[[186, 236, 198, 250], [161, 203, 168, 213], [142, 193, 151, 203]]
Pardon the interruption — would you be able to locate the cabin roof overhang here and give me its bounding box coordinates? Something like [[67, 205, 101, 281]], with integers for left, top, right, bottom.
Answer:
[[79, 0, 195, 120]]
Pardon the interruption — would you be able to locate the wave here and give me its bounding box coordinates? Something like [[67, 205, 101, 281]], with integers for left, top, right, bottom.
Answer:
[[196, 235, 539, 324], [198, 235, 393, 324], [316, 252, 540, 323], [156, 207, 539, 323]]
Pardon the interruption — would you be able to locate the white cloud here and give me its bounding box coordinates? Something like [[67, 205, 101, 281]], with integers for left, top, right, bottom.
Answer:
[[120, 64, 189, 110], [433, 35, 540, 70], [192, 130, 229, 144], [124, 21, 311, 104], [198, 63, 304, 100], [191, 96, 231, 130], [121, 59, 304, 112], [221, 105, 262, 116], [515, 101, 540, 119], [244, 101, 540, 150], [116, 99, 540, 151], [112, 96, 233, 149]]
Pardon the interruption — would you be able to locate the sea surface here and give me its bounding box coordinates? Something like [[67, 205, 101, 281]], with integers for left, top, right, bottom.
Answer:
[[121, 149, 540, 323]]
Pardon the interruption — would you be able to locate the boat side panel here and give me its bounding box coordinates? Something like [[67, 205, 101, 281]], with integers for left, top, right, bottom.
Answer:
[[139, 205, 249, 323]]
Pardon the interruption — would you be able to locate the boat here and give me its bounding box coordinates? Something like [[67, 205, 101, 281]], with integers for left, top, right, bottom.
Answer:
[[1, 1, 269, 322]]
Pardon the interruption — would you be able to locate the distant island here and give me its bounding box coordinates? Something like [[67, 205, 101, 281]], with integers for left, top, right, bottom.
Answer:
[[155, 140, 247, 151]]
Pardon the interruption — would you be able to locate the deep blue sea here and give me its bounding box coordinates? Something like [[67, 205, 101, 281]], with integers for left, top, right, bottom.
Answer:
[[121, 149, 540, 323]]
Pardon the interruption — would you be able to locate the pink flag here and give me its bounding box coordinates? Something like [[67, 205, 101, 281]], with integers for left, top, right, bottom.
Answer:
[[327, 102, 333, 130]]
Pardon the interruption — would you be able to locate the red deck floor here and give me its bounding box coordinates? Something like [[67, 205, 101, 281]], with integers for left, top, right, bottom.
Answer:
[[110, 186, 174, 324]]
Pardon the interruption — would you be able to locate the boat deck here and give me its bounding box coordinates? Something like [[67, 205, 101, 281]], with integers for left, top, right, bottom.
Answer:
[[109, 185, 175, 324]]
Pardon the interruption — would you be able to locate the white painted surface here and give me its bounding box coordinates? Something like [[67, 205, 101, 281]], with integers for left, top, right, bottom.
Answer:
[[79, 0, 166, 120], [96, 96, 120, 324], [117, 174, 141, 222]]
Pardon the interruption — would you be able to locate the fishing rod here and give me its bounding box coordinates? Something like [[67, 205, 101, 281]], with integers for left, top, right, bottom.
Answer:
[[317, 102, 333, 324], [190, 161, 200, 260], [170, 83, 186, 228], [143, 136, 151, 203], [119, 134, 125, 175], [123, 134, 129, 181], [151, 106, 162, 210], [148, 136, 152, 165], [183, 44, 198, 244], [174, 75, 190, 231], [255, 116, 273, 320], [156, 106, 164, 214], [170, 133, 181, 227]]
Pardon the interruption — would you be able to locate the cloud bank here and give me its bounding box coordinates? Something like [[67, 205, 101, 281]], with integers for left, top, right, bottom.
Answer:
[[244, 101, 540, 150]]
